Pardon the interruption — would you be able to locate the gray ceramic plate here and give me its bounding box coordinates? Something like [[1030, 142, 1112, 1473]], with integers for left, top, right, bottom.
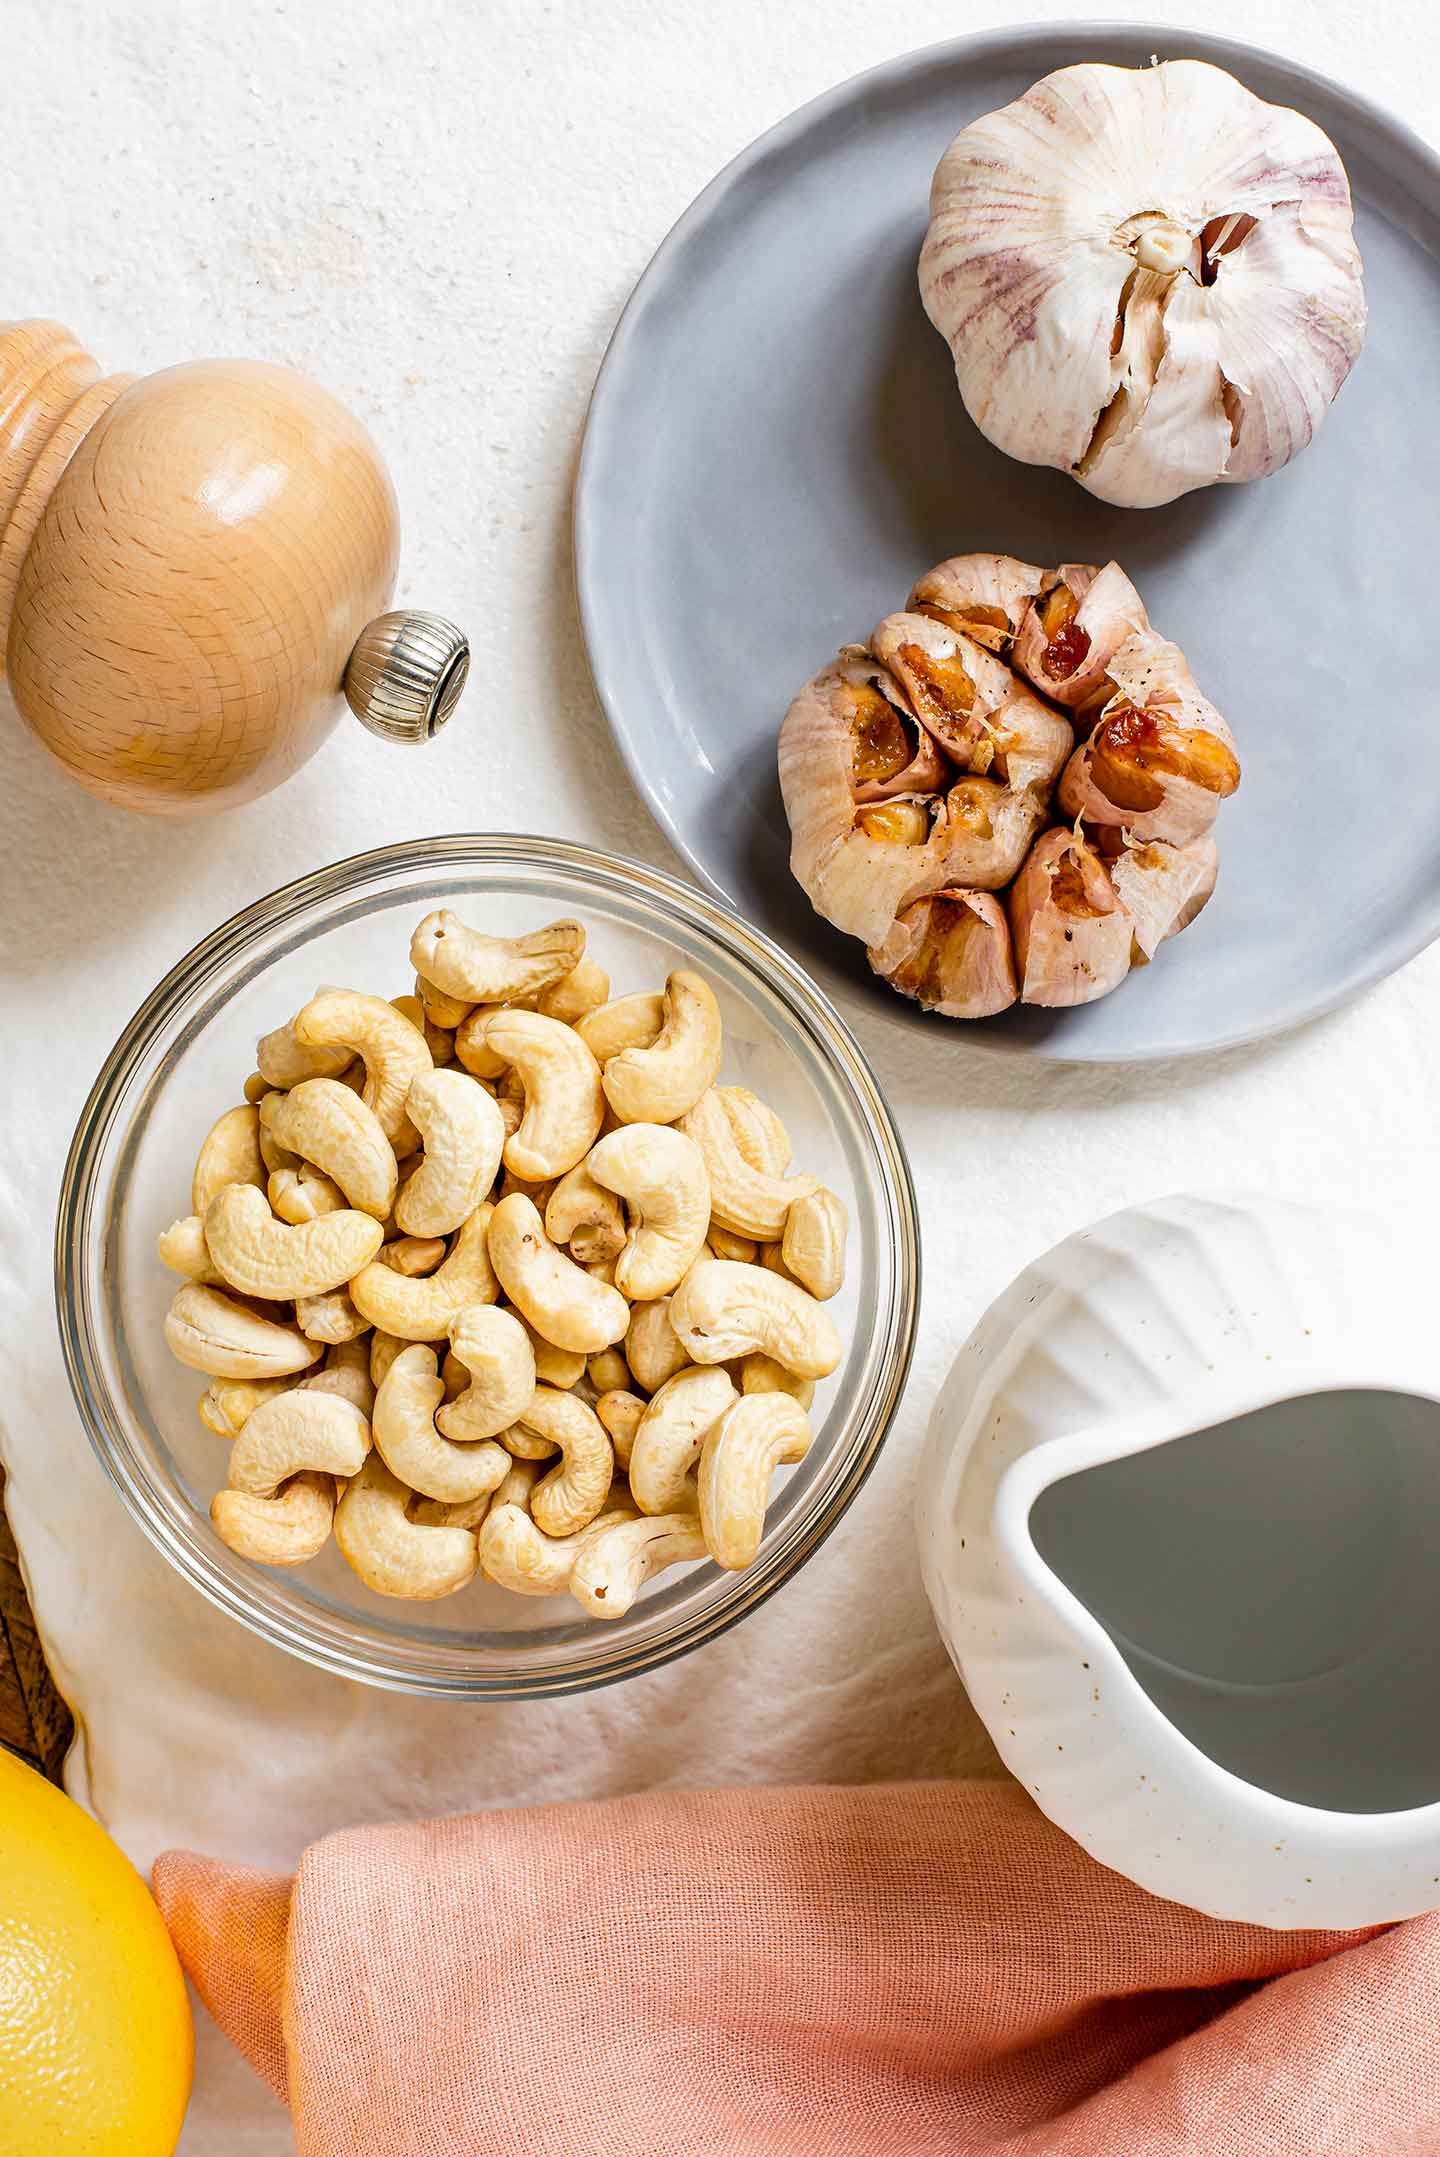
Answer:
[[576, 24, 1440, 1061]]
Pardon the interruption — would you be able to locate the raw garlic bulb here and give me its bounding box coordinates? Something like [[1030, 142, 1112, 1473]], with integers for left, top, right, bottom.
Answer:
[[920, 59, 1367, 507], [777, 554, 1238, 1019]]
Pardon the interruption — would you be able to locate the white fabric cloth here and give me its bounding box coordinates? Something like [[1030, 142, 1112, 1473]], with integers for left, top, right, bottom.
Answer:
[[1, 1, 1437, 2146]]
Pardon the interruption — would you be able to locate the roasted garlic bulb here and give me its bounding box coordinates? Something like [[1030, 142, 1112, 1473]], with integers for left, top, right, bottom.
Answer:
[[777, 554, 1238, 1018], [920, 60, 1366, 506]]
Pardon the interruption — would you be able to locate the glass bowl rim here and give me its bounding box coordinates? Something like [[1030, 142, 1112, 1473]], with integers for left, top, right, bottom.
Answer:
[[56, 833, 921, 1698]]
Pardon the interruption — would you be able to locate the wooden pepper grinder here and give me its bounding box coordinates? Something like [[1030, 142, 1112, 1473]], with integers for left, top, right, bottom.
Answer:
[[0, 320, 468, 814]]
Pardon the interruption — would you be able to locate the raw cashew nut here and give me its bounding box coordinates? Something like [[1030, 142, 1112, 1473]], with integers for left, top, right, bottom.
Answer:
[[624, 1297, 689, 1395], [391, 991, 453, 1066], [569, 1511, 709, 1618], [587, 1123, 711, 1299], [227, 1389, 372, 1498], [437, 1305, 536, 1442], [668, 1260, 842, 1378], [544, 1161, 626, 1265], [204, 1185, 383, 1301], [350, 1204, 499, 1339], [574, 992, 665, 1064], [294, 1287, 369, 1345], [165, 1285, 321, 1379], [415, 972, 473, 1030], [259, 1078, 398, 1220], [699, 1392, 812, 1569], [242, 1070, 269, 1105], [679, 1091, 818, 1240], [509, 1385, 615, 1537], [335, 1456, 479, 1599], [629, 1366, 738, 1516], [256, 1114, 297, 1177], [370, 1331, 413, 1389], [373, 1344, 513, 1503], [191, 1103, 267, 1216], [535, 957, 610, 1025], [780, 1187, 849, 1301], [741, 1354, 815, 1410], [268, 1164, 346, 1223], [707, 1226, 758, 1265], [256, 1014, 354, 1091], [158, 1216, 221, 1284], [596, 1389, 645, 1470], [508, 1310, 587, 1391], [378, 1235, 448, 1277], [478, 1489, 635, 1597], [414, 1452, 544, 1533], [198, 1374, 294, 1438], [464, 1010, 603, 1180], [715, 1087, 793, 1177], [588, 1347, 630, 1395], [410, 911, 587, 1005], [301, 1339, 376, 1418], [294, 990, 432, 1151], [601, 971, 723, 1126], [395, 1069, 504, 1237], [211, 1475, 335, 1566], [487, 1195, 630, 1355]]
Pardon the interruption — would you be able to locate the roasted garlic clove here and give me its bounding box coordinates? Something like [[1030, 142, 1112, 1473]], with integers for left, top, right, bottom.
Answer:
[[1008, 827, 1132, 1007], [919, 60, 1366, 507], [780, 659, 952, 948], [869, 889, 1017, 1018], [1058, 633, 1240, 846], [835, 657, 948, 801], [929, 775, 1045, 891], [868, 611, 1015, 771], [907, 553, 1044, 651], [1103, 832, 1219, 963], [1012, 562, 1149, 708]]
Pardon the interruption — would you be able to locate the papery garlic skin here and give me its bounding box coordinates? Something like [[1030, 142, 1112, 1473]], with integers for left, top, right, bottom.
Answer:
[[920, 60, 1367, 506], [1057, 634, 1239, 847], [778, 553, 1238, 1022], [869, 889, 1018, 1019], [1008, 828, 1133, 1007], [1104, 833, 1219, 962]]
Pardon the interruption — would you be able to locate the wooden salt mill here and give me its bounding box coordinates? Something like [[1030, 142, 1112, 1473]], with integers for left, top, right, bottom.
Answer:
[[0, 320, 469, 814]]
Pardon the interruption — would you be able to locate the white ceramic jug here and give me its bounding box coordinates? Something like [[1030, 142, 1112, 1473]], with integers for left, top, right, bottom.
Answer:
[[917, 1190, 1440, 1929]]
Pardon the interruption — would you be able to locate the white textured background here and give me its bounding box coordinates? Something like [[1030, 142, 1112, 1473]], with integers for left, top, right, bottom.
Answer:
[[2, 2, 1438, 2148]]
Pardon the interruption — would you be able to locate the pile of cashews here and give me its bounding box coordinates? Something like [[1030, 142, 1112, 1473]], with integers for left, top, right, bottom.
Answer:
[[157, 909, 850, 1616]]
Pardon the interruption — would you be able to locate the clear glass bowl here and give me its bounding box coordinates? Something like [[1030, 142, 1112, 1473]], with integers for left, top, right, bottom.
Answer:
[[57, 836, 919, 1698]]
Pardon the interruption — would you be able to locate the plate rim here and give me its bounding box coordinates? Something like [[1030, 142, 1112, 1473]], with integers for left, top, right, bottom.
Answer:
[[573, 20, 1440, 1064]]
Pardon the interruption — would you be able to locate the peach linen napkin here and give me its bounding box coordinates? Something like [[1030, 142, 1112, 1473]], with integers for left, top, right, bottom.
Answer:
[[154, 1781, 1438, 2156]]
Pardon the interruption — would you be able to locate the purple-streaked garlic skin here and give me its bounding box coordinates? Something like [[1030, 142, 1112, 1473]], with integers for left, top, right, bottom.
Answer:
[[1057, 633, 1239, 847], [1007, 827, 1133, 1007], [907, 553, 1044, 650], [1105, 834, 1219, 963], [919, 59, 1367, 507], [869, 889, 1017, 1019], [1011, 561, 1149, 710]]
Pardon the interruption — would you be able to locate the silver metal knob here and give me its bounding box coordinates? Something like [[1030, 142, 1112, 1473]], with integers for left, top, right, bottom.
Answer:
[[344, 610, 469, 744]]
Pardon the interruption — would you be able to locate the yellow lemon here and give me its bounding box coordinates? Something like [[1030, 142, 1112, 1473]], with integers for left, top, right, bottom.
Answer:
[[0, 1747, 192, 2154]]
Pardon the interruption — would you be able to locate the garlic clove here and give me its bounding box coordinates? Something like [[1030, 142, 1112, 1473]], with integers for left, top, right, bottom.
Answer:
[[1103, 832, 1220, 963], [930, 775, 1046, 891], [920, 59, 1366, 506], [779, 660, 949, 948], [907, 553, 1044, 651], [985, 681, 1075, 797], [868, 611, 1015, 771], [869, 889, 1017, 1019], [1058, 633, 1239, 847], [1008, 827, 1132, 1007], [1012, 562, 1149, 708]]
